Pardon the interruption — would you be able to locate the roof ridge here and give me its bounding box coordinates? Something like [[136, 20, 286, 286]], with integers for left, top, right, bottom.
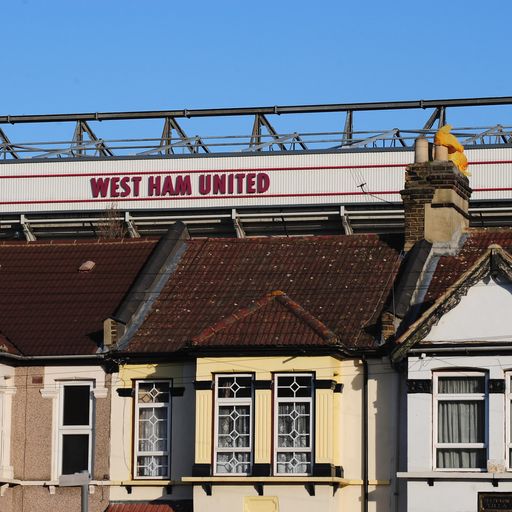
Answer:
[[0, 238, 158, 247], [191, 290, 337, 346], [273, 293, 338, 342]]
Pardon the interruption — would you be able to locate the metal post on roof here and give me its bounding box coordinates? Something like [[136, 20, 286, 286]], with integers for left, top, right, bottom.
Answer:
[[232, 209, 245, 238], [124, 212, 141, 238], [20, 215, 36, 242], [340, 206, 353, 235]]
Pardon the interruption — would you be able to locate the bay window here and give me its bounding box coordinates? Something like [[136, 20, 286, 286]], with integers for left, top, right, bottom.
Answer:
[[274, 373, 313, 475], [58, 382, 93, 475], [214, 374, 253, 475], [135, 380, 171, 478], [434, 372, 487, 470]]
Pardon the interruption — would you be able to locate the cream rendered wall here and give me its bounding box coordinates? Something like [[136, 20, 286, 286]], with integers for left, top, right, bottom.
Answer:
[[192, 356, 398, 512], [109, 361, 195, 502]]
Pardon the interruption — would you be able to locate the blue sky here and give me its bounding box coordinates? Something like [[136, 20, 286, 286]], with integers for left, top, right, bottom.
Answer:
[[2, 0, 511, 144]]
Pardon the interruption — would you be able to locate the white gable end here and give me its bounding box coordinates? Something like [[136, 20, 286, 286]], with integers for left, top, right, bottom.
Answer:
[[424, 276, 512, 343]]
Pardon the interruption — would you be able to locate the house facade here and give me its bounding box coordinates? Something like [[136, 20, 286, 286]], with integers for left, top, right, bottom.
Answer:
[[0, 238, 161, 512], [388, 150, 512, 511], [111, 234, 404, 512]]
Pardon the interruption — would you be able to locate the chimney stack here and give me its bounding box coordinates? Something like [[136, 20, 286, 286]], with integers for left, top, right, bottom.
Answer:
[[400, 137, 472, 251]]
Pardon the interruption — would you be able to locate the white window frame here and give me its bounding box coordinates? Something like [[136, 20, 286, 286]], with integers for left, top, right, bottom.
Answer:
[[214, 374, 253, 476], [134, 379, 172, 480], [273, 373, 314, 476], [57, 381, 94, 477], [433, 371, 488, 472]]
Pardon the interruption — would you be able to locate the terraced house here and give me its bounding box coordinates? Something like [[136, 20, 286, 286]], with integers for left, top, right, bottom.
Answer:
[[3, 138, 511, 512]]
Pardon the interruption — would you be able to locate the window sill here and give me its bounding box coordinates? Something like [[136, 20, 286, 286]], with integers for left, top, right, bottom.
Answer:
[[182, 476, 389, 486], [398, 471, 512, 481]]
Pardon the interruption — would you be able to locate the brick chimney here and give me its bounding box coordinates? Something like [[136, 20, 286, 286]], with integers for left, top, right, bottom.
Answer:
[[400, 137, 472, 251]]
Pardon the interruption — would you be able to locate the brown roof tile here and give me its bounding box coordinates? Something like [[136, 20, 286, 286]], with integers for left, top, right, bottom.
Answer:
[[423, 229, 512, 309], [127, 234, 403, 352], [0, 239, 157, 356]]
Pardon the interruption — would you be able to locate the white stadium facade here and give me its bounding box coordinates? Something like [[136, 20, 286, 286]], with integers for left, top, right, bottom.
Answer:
[[2, 96, 512, 239]]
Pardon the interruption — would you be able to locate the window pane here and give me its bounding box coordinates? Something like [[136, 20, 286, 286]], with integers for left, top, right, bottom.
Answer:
[[217, 405, 250, 448], [438, 377, 485, 394], [62, 434, 89, 474], [217, 376, 252, 398], [137, 455, 168, 477], [437, 448, 485, 469], [138, 408, 168, 452], [277, 375, 312, 398], [216, 452, 250, 474], [63, 386, 90, 426], [137, 382, 169, 404], [278, 403, 310, 448], [276, 452, 311, 474], [438, 401, 484, 443]]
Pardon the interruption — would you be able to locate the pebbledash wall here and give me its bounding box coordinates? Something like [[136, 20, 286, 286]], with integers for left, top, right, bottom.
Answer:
[[0, 365, 111, 512], [0, 147, 511, 214], [185, 356, 400, 512]]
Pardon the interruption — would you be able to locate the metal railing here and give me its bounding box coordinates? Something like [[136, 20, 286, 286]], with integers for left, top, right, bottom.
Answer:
[[2, 96, 512, 160]]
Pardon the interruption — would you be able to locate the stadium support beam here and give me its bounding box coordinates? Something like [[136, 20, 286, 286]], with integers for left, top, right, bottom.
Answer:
[[0, 128, 19, 159], [249, 114, 307, 151], [72, 121, 114, 157], [159, 117, 209, 154], [423, 107, 446, 129], [343, 110, 353, 146]]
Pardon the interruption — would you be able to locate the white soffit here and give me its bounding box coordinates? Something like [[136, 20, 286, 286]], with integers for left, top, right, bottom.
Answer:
[[424, 277, 512, 343]]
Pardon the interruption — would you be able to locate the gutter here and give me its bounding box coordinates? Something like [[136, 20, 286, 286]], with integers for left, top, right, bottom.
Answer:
[[0, 352, 104, 362]]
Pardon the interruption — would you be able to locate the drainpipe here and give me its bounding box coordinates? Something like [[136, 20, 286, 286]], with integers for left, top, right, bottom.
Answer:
[[362, 356, 369, 512]]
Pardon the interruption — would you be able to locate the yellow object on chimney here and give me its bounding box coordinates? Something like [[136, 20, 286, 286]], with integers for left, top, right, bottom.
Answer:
[[434, 124, 470, 176]]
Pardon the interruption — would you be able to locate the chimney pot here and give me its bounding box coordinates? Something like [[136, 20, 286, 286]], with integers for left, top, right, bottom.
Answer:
[[434, 144, 449, 161], [414, 136, 429, 163]]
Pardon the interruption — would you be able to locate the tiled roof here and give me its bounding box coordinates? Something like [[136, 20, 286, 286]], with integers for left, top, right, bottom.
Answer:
[[422, 229, 512, 310], [106, 502, 192, 512], [191, 290, 338, 347], [127, 234, 403, 352], [0, 239, 157, 356]]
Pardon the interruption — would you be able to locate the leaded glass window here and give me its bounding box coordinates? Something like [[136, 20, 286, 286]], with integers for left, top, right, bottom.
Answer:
[[214, 374, 253, 475], [274, 374, 313, 475], [434, 373, 487, 470], [135, 380, 171, 478]]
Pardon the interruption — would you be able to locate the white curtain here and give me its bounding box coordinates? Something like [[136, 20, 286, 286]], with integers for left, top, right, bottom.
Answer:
[[437, 377, 485, 469], [276, 402, 310, 473], [137, 407, 168, 476]]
